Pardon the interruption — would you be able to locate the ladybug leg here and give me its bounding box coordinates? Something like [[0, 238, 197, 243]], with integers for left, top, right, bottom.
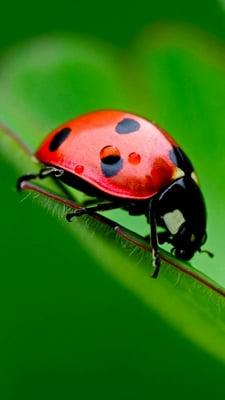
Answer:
[[144, 231, 170, 244], [66, 202, 123, 222], [17, 166, 64, 191], [157, 231, 172, 245], [149, 199, 161, 278]]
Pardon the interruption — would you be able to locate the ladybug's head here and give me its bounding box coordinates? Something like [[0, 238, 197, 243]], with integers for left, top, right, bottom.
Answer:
[[172, 224, 208, 261], [156, 176, 209, 261]]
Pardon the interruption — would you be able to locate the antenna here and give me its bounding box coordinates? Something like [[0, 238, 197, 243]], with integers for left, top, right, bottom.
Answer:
[[199, 249, 214, 258]]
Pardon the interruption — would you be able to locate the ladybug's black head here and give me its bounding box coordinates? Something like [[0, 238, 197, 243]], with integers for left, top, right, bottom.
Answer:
[[156, 176, 207, 261], [172, 224, 206, 261]]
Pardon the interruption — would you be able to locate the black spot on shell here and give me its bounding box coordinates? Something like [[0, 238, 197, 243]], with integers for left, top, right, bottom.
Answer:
[[101, 158, 123, 177], [169, 147, 194, 175], [101, 155, 121, 165], [115, 118, 140, 134], [49, 127, 71, 152]]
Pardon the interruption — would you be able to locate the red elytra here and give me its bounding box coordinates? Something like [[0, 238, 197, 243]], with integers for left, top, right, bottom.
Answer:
[[36, 110, 180, 200]]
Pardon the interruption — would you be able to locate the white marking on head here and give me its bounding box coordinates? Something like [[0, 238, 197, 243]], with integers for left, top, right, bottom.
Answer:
[[163, 209, 185, 235]]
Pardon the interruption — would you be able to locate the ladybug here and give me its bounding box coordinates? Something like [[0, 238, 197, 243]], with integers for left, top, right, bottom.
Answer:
[[17, 110, 213, 277]]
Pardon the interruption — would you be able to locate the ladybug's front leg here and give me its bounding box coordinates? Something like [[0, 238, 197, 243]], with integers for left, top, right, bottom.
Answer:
[[17, 166, 64, 191], [149, 199, 161, 278]]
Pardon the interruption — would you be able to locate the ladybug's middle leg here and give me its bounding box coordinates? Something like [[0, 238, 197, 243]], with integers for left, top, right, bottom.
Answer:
[[66, 202, 124, 222]]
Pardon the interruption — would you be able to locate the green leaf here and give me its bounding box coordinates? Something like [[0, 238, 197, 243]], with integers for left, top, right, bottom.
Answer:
[[1, 28, 225, 398]]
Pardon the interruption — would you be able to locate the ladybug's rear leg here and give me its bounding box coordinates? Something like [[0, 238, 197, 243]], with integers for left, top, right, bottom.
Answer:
[[149, 199, 161, 278], [17, 166, 64, 191]]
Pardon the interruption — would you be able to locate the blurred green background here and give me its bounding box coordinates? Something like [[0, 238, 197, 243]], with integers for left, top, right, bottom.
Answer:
[[1, 1, 225, 399], [1, 0, 225, 48]]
